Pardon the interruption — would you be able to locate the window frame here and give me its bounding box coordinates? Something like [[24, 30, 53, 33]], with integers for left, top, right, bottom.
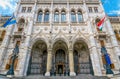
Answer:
[[77, 11, 83, 22], [61, 10, 66, 22], [37, 11, 43, 22], [44, 10, 49, 22], [71, 10, 76, 23], [21, 7, 26, 13], [94, 7, 98, 13], [88, 7, 93, 13], [27, 7, 32, 12], [54, 10, 59, 22]]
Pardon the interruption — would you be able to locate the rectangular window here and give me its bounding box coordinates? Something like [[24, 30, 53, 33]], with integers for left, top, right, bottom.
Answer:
[[27, 7, 32, 12], [94, 7, 98, 13], [22, 7, 26, 12], [88, 7, 93, 13]]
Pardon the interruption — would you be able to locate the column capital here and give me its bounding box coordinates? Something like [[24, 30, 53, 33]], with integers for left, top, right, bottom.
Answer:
[[47, 48, 52, 52], [69, 48, 73, 51]]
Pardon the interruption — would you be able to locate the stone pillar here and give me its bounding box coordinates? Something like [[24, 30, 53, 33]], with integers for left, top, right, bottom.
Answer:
[[67, 1, 70, 23], [76, 11, 78, 23], [69, 49, 76, 76], [42, 11, 45, 23], [106, 19, 120, 72], [89, 36, 102, 76], [45, 49, 52, 76], [0, 25, 14, 67], [18, 1, 37, 76]]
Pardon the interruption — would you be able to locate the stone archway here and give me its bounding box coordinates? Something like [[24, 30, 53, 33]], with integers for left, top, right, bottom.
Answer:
[[52, 40, 69, 75], [27, 40, 47, 75], [73, 40, 94, 75]]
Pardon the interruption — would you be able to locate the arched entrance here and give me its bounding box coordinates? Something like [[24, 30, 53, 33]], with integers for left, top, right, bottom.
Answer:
[[27, 40, 47, 75], [52, 40, 69, 75], [55, 49, 65, 74], [73, 40, 93, 75]]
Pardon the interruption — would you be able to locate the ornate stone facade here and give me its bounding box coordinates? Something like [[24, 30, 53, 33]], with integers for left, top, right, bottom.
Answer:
[[109, 16, 120, 49], [0, 0, 120, 77]]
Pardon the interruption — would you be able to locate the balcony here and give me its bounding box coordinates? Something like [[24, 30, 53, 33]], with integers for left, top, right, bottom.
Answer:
[[13, 31, 25, 39], [85, 0, 99, 4], [17, 23, 25, 29], [20, 0, 35, 3], [94, 31, 108, 39]]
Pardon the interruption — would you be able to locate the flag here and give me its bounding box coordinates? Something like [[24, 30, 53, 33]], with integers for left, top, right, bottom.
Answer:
[[2, 15, 16, 28], [97, 16, 105, 31]]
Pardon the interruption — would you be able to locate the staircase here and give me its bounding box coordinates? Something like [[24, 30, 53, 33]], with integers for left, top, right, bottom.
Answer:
[[0, 74, 110, 79]]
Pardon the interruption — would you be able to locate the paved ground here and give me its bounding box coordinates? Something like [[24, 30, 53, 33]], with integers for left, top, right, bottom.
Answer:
[[0, 74, 110, 79]]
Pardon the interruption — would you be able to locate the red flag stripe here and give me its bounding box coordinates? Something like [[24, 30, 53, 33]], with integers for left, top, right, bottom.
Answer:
[[97, 17, 105, 27]]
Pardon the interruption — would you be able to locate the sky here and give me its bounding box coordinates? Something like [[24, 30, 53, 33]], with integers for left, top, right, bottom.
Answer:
[[0, 0, 120, 16]]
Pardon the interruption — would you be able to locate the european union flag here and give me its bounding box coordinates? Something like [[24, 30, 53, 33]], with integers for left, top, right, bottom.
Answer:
[[2, 15, 16, 28]]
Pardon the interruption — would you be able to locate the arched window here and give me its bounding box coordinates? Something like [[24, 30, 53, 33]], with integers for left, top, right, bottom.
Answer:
[[44, 10, 49, 22], [71, 10, 76, 22], [78, 10, 83, 22], [37, 10, 43, 22], [18, 18, 25, 32], [54, 10, 59, 22], [61, 10, 66, 22]]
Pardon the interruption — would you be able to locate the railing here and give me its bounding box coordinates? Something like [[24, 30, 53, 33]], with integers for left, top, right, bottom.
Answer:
[[94, 31, 107, 39], [85, 0, 99, 3], [17, 24, 25, 29], [20, 0, 35, 3], [13, 31, 24, 38]]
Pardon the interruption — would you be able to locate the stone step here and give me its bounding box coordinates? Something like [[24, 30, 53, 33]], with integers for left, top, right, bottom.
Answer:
[[0, 74, 110, 79]]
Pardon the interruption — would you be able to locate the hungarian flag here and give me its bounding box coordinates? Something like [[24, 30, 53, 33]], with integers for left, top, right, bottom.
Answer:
[[97, 17, 105, 31]]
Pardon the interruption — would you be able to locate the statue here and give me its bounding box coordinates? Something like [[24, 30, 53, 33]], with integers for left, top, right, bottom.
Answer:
[[6, 44, 19, 76], [101, 46, 113, 74]]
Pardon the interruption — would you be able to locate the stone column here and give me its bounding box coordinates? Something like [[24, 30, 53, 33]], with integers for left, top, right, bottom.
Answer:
[[0, 25, 14, 67], [45, 49, 52, 76], [42, 11, 45, 23], [76, 11, 78, 23], [106, 19, 120, 72], [18, 1, 37, 76], [89, 36, 102, 76], [69, 49, 76, 76]]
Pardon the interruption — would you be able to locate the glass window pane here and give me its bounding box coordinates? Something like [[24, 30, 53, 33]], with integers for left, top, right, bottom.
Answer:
[[54, 13, 59, 22], [88, 7, 93, 13], [61, 13, 66, 22], [78, 12, 83, 22], [44, 12, 49, 22], [71, 12, 76, 22], [38, 12, 42, 22]]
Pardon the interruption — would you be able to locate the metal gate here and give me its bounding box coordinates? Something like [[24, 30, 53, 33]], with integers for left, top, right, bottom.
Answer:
[[27, 50, 47, 75], [74, 50, 94, 75]]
